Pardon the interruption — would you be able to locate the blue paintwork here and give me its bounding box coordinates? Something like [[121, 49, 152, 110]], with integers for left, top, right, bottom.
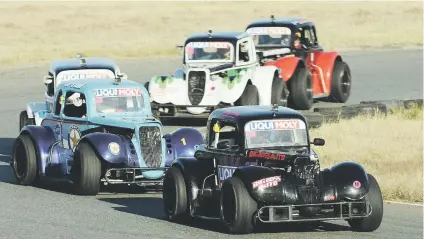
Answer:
[[163, 128, 205, 167], [19, 78, 166, 181]]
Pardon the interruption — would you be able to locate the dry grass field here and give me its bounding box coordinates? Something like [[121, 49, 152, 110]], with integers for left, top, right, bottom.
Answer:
[[310, 105, 423, 203], [0, 1, 422, 66]]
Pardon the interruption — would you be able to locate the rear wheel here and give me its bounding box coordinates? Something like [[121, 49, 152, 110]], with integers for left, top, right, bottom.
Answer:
[[348, 174, 383, 232], [288, 66, 313, 110], [236, 84, 259, 106], [328, 61, 351, 103], [71, 142, 102, 195], [271, 73, 289, 107], [162, 166, 190, 222], [220, 177, 258, 234], [11, 134, 38, 185]]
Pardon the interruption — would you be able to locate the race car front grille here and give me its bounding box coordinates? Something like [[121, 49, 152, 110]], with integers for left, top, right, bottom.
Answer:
[[138, 126, 162, 168], [187, 71, 206, 105]]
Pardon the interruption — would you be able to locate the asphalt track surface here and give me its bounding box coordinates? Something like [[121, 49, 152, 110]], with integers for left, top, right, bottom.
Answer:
[[0, 49, 422, 239]]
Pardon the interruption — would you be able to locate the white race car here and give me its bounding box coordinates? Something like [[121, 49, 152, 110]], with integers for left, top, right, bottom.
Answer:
[[145, 31, 289, 119], [19, 55, 128, 131]]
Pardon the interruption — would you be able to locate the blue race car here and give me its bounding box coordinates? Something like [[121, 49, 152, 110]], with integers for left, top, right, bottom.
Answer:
[[11, 77, 176, 195], [19, 54, 128, 132]]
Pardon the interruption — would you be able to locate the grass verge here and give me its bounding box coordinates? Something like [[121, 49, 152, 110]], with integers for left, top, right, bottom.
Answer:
[[310, 104, 423, 203], [0, 1, 422, 66]]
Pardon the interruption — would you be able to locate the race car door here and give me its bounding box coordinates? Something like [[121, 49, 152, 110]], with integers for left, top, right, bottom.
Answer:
[[60, 90, 90, 175]]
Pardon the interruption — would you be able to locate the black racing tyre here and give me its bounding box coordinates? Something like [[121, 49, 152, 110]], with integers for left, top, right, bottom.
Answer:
[[162, 166, 189, 222], [348, 174, 383, 232], [237, 84, 259, 106], [19, 110, 34, 132], [71, 142, 102, 195], [220, 177, 258, 234], [328, 61, 351, 103], [11, 134, 38, 185], [271, 72, 289, 107], [288, 66, 313, 110]]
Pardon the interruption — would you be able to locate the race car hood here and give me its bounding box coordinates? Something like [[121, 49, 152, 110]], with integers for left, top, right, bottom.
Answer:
[[89, 115, 160, 130]]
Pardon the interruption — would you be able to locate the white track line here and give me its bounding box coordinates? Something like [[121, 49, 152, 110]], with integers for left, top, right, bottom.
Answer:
[[384, 200, 423, 206]]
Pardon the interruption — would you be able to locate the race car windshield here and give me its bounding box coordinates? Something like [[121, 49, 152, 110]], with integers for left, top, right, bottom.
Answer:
[[56, 69, 115, 86], [185, 41, 234, 62], [244, 119, 308, 148], [246, 27, 292, 48], [94, 88, 145, 114]]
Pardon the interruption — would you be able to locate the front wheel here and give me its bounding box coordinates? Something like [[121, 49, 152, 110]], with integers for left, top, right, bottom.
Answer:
[[11, 134, 38, 185], [220, 177, 258, 234], [288, 66, 313, 110], [71, 142, 101, 195], [328, 61, 351, 103], [236, 84, 259, 106], [347, 174, 383, 231], [19, 110, 34, 132], [271, 73, 289, 107], [162, 166, 190, 222]]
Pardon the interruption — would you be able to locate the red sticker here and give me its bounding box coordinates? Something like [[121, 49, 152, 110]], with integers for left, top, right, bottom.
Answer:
[[353, 180, 361, 188]]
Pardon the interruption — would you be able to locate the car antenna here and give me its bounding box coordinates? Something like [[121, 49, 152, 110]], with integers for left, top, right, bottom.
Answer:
[[76, 53, 87, 67], [113, 75, 122, 85], [271, 15, 275, 23], [208, 30, 212, 38]]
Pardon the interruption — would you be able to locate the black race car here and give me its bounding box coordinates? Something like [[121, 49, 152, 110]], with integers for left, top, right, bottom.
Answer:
[[162, 105, 383, 234]]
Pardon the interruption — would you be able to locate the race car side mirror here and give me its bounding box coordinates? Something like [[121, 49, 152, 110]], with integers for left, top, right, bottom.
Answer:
[[311, 138, 325, 146], [176, 45, 184, 49], [43, 75, 53, 85]]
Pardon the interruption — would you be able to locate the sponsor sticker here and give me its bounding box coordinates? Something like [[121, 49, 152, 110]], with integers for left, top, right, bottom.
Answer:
[[68, 125, 81, 151], [222, 111, 240, 118], [353, 180, 361, 189], [246, 27, 291, 35], [247, 150, 285, 160], [245, 119, 304, 131], [217, 165, 237, 182], [64, 83, 85, 89], [187, 42, 231, 49], [57, 69, 115, 82], [95, 88, 142, 97], [252, 176, 282, 190]]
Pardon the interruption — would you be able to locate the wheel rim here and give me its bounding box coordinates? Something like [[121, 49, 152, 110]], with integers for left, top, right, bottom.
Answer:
[[13, 140, 27, 179], [163, 175, 177, 217], [340, 69, 351, 95], [221, 183, 236, 224]]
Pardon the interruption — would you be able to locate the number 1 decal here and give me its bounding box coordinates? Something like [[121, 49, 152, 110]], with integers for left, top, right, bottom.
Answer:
[[181, 138, 186, 145]]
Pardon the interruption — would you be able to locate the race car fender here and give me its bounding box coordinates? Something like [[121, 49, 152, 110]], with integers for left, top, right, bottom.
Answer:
[[19, 126, 56, 175], [251, 65, 279, 105], [164, 127, 204, 167], [264, 56, 302, 82], [148, 75, 187, 105], [232, 166, 293, 204], [78, 132, 129, 164], [26, 102, 47, 119], [33, 110, 49, 126], [306, 51, 342, 83], [321, 161, 369, 200]]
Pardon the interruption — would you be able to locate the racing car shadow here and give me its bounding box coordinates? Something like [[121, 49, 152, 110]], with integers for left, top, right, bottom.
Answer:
[[98, 196, 352, 234]]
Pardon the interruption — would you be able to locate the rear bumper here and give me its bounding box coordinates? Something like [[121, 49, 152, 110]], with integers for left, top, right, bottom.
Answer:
[[257, 201, 371, 223], [103, 167, 168, 186]]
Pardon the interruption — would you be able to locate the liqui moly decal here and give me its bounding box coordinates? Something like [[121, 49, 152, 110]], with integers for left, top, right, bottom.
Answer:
[[246, 27, 291, 35], [95, 88, 142, 97], [218, 166, 237, 182], [245, 119, 305, 131], [252, 176, 282, 190], [187, 42, 231, 49]]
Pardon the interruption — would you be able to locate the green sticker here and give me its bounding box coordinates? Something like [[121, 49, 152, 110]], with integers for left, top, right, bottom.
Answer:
[[222, 68, 247, 89], [154, 76, 173, 88]]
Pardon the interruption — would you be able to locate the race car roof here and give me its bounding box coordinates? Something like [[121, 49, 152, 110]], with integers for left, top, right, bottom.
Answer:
[[49, 57, 119, 74], [208, 105, 308, 128], [246, 17, 314, 29], [184, 31, 250, 44]]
